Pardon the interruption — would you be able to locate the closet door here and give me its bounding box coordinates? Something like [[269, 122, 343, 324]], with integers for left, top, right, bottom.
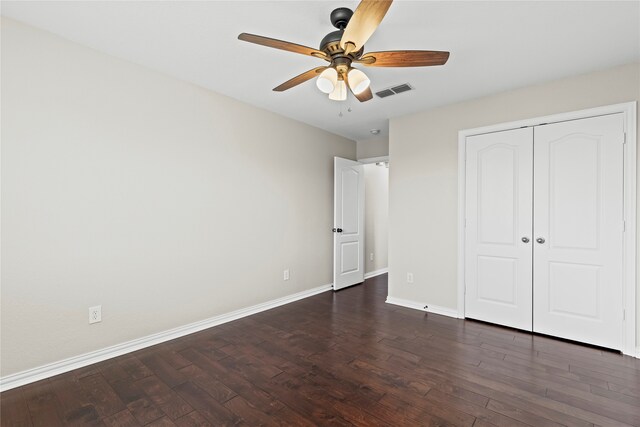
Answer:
[[465, 127, 533, 331], [533, 114, 624, 349]]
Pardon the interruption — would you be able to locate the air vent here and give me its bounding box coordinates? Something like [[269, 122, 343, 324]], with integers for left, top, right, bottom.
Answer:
[[375, 83, 414, 99], [375, 89, 395, 98], [391, 83, 412, 93]]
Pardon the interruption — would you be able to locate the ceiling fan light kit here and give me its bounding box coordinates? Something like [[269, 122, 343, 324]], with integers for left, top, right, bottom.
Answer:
[[347, 68, 370, 95], [329, 80, 348, 101], [317, 67, 338, 93], [238, 0, 449, 103]]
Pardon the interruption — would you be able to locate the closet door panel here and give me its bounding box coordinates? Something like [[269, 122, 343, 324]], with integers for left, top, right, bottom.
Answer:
[[465, 127, 533, 331], [533, 114, 624, 350]]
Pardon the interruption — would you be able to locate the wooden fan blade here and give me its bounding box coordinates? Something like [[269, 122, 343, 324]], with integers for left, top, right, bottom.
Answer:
[[340, 0, 393, 54], [344, 71, 373, 102], [356, 50, 450, 67], [273, 67, 328, 92], [238, 33, 329, 61]]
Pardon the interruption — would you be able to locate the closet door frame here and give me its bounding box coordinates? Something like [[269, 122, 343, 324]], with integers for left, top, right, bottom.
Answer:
[[457, 102, 637, 357]]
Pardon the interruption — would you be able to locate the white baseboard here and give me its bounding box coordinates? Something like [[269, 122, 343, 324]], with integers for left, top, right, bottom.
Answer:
[[385, 296, 460, 319], [364, 268, 388, 280], [0, 283, 332, 392]]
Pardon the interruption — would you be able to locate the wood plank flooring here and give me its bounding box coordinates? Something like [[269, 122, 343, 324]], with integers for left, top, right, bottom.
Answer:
[[2, 274, 639, 426]]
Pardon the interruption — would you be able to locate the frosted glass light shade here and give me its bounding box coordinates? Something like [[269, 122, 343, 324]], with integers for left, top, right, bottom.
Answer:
[[316, 68, 338, 94], [347, 68, 370, 94], [329, 80, 347, 101]]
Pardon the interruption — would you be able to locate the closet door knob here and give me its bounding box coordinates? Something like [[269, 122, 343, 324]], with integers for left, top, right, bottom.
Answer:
[[536, 237, 546, 244], [521, 237, 530, 243]]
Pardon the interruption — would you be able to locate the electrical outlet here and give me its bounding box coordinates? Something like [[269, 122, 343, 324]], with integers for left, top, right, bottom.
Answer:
[[369, 253, 374, 261], [407, 273, 414, 284], [283, 269, 290, 281], [89, 305, 101, 324]]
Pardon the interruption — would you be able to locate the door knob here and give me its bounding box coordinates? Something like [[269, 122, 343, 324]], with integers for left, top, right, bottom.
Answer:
[[333, 228, 343, 233], [521, 237, 530, 243], [337, 228, 343, 233], [536, 237, 545, 244]]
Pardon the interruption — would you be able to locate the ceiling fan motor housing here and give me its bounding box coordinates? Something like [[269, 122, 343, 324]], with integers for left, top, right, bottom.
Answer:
[[320, 7, 364, 74], [319, 30, 344, 52]]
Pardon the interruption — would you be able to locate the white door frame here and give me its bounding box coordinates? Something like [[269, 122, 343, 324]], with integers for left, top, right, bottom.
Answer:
[[358, 155, 389, 165], [457, 102, 637, 357]]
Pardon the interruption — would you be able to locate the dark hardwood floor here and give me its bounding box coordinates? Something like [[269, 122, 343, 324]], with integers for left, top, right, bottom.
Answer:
[[2, 274, 640, 426]]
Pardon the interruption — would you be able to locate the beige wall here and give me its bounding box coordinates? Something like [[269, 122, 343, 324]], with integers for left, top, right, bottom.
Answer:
[[389, 63, 640, 343], [357, 136, 389, 160], [0, 18, 355, 376], [364, 164, 388, 274]]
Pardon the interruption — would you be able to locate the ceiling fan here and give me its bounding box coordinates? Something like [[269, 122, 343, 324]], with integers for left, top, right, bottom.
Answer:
[[238, 0, 449, 102]]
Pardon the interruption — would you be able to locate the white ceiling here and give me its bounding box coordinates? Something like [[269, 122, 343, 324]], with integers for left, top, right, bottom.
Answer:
[[2, 1, 639, 141]]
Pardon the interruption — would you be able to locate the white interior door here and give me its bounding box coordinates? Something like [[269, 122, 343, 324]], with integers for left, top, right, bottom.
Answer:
[[533, 114, 625, 349], [465, 127, 534, 331], [334, 157, 365, 290]]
